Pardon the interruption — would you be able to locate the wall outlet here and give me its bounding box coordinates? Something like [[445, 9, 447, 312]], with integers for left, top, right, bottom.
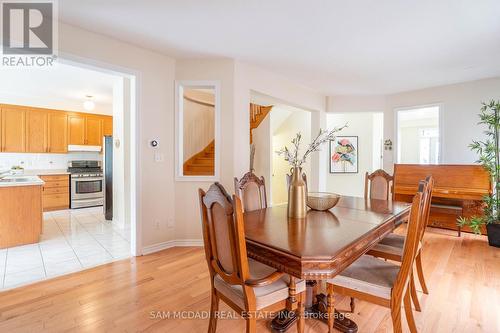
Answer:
[[167, 218, 174, 228], [155, 220, 160, 229]]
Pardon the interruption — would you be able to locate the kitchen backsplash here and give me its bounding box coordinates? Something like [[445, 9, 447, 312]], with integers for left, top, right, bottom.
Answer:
[[0, 152, 102, 170]]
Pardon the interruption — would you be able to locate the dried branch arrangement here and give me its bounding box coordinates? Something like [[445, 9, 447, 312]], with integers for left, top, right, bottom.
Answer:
[[276, 124, 348, 167]]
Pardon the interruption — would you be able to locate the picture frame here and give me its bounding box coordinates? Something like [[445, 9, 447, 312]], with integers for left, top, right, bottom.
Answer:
[[329, 136, 359, 173]]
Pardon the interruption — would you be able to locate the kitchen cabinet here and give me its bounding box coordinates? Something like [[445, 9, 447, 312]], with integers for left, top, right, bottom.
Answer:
[[26, 109, 48, 153], [85, 115, 103, 146], [40, 174, 69, 211], [1, 105, 26, 152], [103, 116, 113, 136], [48, 112, 68, 153], [0, 104, 112, 153], [68, 114, 86, 145], [0, 184, 43, 248]]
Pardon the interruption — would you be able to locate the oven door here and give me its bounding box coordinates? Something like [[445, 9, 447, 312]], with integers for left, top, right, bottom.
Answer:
[[71, 177, 104, 200]]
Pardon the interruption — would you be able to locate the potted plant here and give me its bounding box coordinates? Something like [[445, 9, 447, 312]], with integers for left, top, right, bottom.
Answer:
[[458, 100, 500, 247]]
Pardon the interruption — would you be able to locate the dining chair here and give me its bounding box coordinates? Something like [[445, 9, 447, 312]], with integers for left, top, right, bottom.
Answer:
[[364, 169, 394, 200], [366, 176, 434, 312], [234, 172, 267, 212], [199, 182, 306, 333], [325, 184, 427, 333]]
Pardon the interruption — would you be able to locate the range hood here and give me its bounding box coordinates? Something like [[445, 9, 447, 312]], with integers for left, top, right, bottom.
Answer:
[[67, 145, 102, 152]]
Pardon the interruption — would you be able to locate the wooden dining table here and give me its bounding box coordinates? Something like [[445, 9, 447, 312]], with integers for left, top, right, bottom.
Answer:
[[243, 196, 411, 333]]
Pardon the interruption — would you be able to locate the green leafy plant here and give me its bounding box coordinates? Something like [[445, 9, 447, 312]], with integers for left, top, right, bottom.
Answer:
[[457, 100, 500, 234]]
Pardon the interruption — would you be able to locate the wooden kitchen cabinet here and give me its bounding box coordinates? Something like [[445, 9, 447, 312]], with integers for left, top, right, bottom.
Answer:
[[26, 109, 48, 153], [68, 114, 86, 145], [1, 105, 26, 152], [103, 116, 113, 136], [40, 174, 70, 211], [85, 115, 103, 146], [48, 112, 68, 153], [0, 104, 112, 152]]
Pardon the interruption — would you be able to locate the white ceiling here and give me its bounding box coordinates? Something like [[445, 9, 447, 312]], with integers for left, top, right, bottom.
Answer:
[[59, 0, 500, 95], [0, 63, 117, 114]]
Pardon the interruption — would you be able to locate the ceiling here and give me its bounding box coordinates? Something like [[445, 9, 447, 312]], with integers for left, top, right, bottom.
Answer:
[[0, 63, 118, 114], [59, 1, 500, 95]]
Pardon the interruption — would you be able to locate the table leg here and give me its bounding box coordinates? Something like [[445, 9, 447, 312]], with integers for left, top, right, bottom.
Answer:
[[270, 280, 358, 333]]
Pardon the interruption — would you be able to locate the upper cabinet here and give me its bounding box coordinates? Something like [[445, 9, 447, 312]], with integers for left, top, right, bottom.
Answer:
[[0, 104, 112, 153], [48, 112, 68, 153], [1, 105, 26, 152], [85, 116, 103, 146], [103, 116, 113, 136], [68, 114, 86, 145], [26, 109, 48, 153]]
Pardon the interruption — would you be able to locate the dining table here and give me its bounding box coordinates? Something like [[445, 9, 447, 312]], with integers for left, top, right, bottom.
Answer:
[[243, 196, 411, 333]]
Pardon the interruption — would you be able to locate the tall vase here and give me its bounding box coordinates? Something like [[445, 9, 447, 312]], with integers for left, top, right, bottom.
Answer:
[[288, 167, 307, 218]]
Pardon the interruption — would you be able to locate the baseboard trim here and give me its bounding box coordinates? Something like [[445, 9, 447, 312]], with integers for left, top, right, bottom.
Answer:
[[142, 239, 203, 255]]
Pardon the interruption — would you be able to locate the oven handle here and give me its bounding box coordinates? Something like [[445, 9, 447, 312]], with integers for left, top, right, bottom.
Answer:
[[72, 177, 103, 182]]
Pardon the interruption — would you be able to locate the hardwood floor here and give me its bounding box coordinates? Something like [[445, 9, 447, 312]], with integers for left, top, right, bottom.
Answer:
[[0, 228, 498, 332]]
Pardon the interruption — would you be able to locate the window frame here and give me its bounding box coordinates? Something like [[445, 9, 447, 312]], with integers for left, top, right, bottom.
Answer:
[[395, 103, 443, 165]]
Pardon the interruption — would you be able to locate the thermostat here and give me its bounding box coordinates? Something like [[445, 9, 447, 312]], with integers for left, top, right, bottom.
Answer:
[[150, 139, 159, 148]]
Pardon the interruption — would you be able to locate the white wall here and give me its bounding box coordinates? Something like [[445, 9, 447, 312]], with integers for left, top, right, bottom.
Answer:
[[384, 78, 500, 171], [59, 23, 176, 249], [271, 108, 311, 205], [328, 77, 500, 173], [326, 113, 382, 197], [0, 152, 100, 171], [234, 61, 327, 193], [174, 59, 235, 241]]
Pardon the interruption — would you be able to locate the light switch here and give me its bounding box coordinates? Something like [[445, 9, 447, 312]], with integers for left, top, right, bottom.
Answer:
[[154, 152, 164, 162]]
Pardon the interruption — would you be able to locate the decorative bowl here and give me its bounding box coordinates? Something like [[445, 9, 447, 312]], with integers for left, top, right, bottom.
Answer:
[[307, 192, 341, 211]]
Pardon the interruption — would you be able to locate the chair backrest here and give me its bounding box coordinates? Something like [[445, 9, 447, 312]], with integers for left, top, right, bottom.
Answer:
[[199, 183, 250, 286], [392, 183, 426, 298], [234, 172, 267, 212], [364, 169, 394, 200], [418, 175, 434, 242]]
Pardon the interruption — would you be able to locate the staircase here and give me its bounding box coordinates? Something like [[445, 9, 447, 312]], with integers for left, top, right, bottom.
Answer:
[[250, 103, 273, 143], [183, 140, 215, 176]]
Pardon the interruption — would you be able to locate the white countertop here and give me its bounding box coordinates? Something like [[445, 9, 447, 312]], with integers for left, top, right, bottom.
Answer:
[[20, 169, 70, 176], [0, 175, 45, 187]]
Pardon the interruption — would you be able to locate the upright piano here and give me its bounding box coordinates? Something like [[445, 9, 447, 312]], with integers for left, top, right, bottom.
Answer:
[[393, 164, 491, 235]]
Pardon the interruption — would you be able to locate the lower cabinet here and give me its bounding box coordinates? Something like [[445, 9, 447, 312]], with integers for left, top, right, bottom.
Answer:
[[41, 174, 70, 211]]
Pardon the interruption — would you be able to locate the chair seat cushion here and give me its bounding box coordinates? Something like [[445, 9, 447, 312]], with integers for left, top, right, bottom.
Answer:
[[326, 255, 400, 299], [214, 258, 306, 310], [378, 233, 405, 248]]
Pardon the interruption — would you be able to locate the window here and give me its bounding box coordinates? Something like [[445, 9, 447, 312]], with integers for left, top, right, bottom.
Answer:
[[397, 105, 440, 164]]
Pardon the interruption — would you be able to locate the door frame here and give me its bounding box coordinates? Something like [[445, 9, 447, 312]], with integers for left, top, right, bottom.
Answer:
[[58, 51, 142, 256]]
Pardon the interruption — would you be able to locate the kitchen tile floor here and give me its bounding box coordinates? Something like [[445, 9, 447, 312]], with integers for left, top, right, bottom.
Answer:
[[0, 207, 131, 290]]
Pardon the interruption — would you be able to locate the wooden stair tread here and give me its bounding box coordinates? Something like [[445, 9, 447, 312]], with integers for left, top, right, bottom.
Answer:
[[183, 140, 215, 176]]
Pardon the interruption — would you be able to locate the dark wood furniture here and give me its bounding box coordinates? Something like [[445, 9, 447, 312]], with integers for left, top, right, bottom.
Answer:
[[234, 171, 267, 212], [199, 183, 306, 333], [364, 169, 394, 200], [393, 164, 491, 236], [243, 196, 411, 332], [326, 189, 426, 333]]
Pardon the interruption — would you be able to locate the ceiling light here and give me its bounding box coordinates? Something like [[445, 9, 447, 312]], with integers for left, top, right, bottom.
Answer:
[[83, 95, 95, 111]]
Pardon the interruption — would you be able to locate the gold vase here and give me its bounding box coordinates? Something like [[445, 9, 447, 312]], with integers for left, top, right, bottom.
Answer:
[[288, 167, 307, 218]]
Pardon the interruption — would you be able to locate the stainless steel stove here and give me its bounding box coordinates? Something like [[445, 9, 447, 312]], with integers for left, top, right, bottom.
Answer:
[[68, 160, 104, 208]]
